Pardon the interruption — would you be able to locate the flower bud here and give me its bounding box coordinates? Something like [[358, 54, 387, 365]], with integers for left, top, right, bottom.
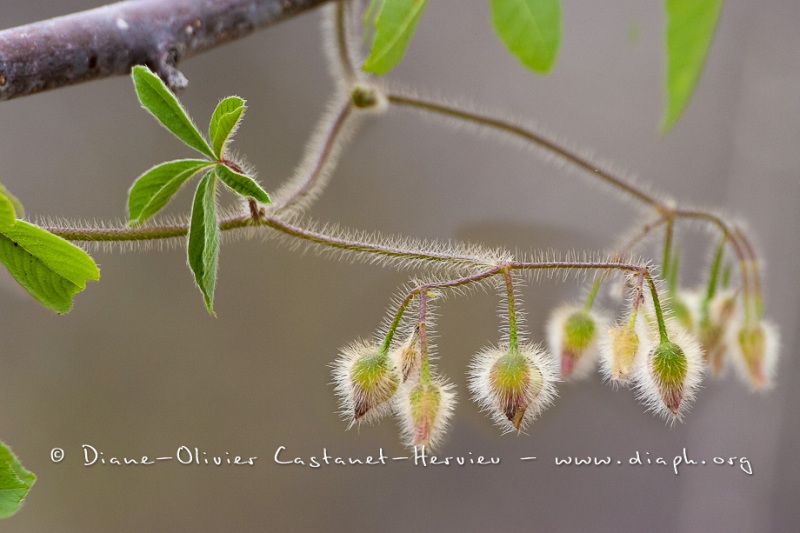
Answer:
[[547, 305, 603, 380], [468, 344, 558, 433], [396, 377, 456, 449], [600, 323, 642, 382], [697, 291, 737, 375], [390, 331, 420, 384], [730, 320, 779, 391], [633, 329, 703, 421], [332, 340, 399, 426]]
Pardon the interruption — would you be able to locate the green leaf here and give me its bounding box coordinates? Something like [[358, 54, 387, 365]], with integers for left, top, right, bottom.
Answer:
[[127, 159, 214, 225], [187, 172, 220, 315], [0, 221, 100, 314], [209, 97, 246, 159], [0, 440, 35, 519], [362, 0, 429, 75], [490, 0, 561, 74], [131, 65, 215, 158], [661, 0, 724, 132], [215, 164, 271, 204], [0, 183, 23, 226]]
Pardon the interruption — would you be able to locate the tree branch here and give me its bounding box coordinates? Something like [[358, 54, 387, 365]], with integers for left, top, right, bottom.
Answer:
[[0, 0, 333, 101]]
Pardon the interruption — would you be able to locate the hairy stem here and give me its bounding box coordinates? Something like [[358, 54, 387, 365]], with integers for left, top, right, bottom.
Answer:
[[385, 92, 668, 209], [503, 266, 519, 352]]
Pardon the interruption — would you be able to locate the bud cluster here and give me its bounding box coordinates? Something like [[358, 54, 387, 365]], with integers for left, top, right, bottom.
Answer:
[[331, 329, 457, 449]]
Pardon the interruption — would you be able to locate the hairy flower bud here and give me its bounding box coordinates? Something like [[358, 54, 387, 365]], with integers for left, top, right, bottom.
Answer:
[[697, 290, 737, 375], [633, 329, 703, 420], [390, 331, 421, 384], [547, 305, 604, 380], [396, 377, 456, 449], [600, 323, 643, 382], [730, 320, 779, 391], [468, 344, 558, 433], [332, 340, 399, 426]]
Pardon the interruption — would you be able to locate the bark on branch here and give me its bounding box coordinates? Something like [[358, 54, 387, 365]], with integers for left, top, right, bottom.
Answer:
[[0, 0, 333, 101]]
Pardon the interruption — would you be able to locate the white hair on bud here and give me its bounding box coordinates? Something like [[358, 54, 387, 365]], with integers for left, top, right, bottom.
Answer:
[[330, 339, 398, 428], [599, 310, 653, 387], [728, 319, 780, 391], [467, 343, 559, 435], [631, 327, 705, 424], [394, 376, 457, 450], [546, 304, 607, 381]]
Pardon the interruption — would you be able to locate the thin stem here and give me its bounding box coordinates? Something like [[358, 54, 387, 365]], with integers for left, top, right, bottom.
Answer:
[[674, 209, 753, 323], [628, 273, 645, 329], [385, 92, 668, 209], [583, 276, 602, 312], [734, 226, 763, 319], [662, 217, 674, 282], [333, 0, 357, 84], [646, 275, 670, 344], [705, 237, 726, 304], [502, 266, 519, 352], [271, 97, 354, 214], [379, 297, 410, 353]]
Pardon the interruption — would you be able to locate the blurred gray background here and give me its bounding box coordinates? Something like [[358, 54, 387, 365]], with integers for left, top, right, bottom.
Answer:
[[1, 1, 799, 531]]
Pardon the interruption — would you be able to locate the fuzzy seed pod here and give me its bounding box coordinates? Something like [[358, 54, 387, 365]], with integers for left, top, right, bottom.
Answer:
[[332, 340, 399, 426], [468, 344, 558, 433], [396, 377, 456, 450], [632, 329, 704, 421], [547, 305, 604, 380]]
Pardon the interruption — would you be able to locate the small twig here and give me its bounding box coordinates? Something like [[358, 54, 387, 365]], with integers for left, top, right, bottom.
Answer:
[[0, 0, 333, 100]]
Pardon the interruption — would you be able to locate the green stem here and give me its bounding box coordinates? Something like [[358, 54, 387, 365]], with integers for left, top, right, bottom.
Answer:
[[662, 217, 674, 283], [646, 274, 670, 344], [583, 276, 602, 312], [701, 236, 726, 322], [379, 297, 411, 353]]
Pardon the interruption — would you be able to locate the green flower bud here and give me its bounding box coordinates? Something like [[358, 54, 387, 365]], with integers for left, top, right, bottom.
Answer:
[[468, 344, 558, 433], [332, 340, 399, 426]]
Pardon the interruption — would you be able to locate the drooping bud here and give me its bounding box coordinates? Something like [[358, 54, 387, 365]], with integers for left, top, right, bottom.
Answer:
[[600, 323, 642, 382], [468, 344, 558, 433], [331, 340, 399, 426], [730, 320, 780, 391], [390, 330, 421, 383], [396, 377, 456, 449], [633, 329, 703, 421], [547, 305, 603, 380], [697, 290, 737, 375]]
